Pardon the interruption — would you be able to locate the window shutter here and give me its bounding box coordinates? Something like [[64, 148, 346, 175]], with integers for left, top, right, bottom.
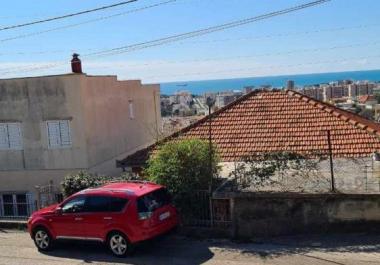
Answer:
[[0, 124, 9, 149], [7, 123, 23, 150], [47, 121, 61, 147], [59, 121, 72, 146]]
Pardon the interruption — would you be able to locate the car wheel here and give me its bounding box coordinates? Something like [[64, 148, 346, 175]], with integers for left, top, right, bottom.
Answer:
[[107, 232, 133, 257], [33, 227, 53, 252]]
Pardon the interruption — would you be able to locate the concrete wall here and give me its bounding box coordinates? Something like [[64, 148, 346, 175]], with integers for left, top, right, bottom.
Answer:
[[220, 193, 380, 238], [81, 76, 161, 176], [0, 74, 89, 171]]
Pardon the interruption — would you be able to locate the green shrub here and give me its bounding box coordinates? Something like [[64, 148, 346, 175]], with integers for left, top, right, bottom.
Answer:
[[144, 139, 219, 215], [61, 171, 140, 197]]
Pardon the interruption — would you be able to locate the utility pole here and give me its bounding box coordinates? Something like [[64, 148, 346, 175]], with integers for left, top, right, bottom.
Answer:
[[206, 97, 215, 227], [326, 130, 336, 192]]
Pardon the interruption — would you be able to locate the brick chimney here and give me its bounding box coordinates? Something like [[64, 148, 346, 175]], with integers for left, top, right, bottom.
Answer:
[[71, 53, 82, 74]]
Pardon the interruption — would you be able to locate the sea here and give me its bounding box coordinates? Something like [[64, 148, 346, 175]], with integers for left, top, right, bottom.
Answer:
[[160, 69, 380, 95]]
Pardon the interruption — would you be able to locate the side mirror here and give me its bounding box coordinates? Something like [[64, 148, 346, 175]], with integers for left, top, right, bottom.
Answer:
[[55, 207, 63, 215]]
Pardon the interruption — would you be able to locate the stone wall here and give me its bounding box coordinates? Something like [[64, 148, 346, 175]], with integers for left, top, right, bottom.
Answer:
[[218, 158, 380, 193], [215, 192, 380, 238]]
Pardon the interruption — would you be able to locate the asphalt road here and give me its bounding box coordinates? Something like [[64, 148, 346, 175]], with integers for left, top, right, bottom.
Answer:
[[0, 229, 380, 265]]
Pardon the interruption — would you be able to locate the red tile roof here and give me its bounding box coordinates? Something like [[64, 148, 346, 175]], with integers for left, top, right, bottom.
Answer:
[[117, 89, 380, 167], [358, 95, 376, 104]]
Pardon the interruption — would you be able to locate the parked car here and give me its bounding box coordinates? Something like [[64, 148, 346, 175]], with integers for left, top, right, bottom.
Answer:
[[27, 182, 178, 257]]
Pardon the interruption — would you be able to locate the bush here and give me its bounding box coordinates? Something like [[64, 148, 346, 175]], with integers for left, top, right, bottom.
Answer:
[[61, 171, 140, 197], [144, 139, 219, 215]]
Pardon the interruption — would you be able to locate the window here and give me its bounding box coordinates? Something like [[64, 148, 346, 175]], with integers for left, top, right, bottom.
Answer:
[[62, 196, 85, 213], [2, 194, 14, 216], [47, 120, 72, 148], [108, 197, 129, 212], [0, 123, 23, 150], [85, 196, 109, 212], [129, 100, 135, 119], [137, 188, 171, 213], [0, 193, 32, 217], [84, 196, 128, 213]]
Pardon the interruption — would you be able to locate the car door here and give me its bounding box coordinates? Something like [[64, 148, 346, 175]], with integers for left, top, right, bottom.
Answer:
[[83, 195, 129, 240], [50, 195, 87, 239], [82, 195, 110, 240]]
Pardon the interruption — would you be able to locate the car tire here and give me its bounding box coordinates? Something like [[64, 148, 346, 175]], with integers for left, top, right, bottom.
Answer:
[[107, 231, 134, 257], [33, 227, 53, 252]]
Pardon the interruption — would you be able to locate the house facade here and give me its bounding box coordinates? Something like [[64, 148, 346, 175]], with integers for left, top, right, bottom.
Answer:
[[119, 89, 380, 192], [0, 58, 161, 218]]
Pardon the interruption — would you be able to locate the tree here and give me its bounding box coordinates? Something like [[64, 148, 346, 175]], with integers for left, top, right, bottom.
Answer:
[[144, 139, 219, 214], [359, 109, 374, 120], [375, 94, 380, 104]]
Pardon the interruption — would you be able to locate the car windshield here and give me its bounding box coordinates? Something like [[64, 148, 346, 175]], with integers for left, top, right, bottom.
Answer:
[[137, 188, 171, 213]]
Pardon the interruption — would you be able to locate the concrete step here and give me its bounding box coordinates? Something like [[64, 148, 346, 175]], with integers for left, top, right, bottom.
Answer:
[[0, 219, 27, 230]]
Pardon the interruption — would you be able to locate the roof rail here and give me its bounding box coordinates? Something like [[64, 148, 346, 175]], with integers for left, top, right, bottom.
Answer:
[[127, 180, 155, 185], [106, 180, 155, 185], [89, 187, 135, 195]]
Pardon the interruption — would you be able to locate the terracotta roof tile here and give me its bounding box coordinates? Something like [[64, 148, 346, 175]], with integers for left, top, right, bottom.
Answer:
[[118, 89, 380, 167]]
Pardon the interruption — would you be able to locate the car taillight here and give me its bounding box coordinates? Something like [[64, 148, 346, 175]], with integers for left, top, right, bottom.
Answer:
[[138, 212, 153, 220]]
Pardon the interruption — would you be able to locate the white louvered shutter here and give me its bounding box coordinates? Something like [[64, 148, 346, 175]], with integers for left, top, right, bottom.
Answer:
[[59, 121, 71, 146], [47, 121, 61, 148], [7, 123, 23, 150], [0, 124, 9, 149]]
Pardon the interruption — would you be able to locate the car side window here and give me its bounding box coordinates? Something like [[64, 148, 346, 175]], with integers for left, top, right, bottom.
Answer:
[[85, 196, 109, 212], [108, 197, 128, 212], [61, 196, 85, 214], [84, 196, 128, 213]]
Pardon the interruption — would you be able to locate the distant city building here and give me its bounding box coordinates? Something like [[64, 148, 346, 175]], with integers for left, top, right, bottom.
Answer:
[[348, 82, 375, 98], [287, 80, 295, 90], [298, 80, 376, 102], [243, 86, 255, 94], [301, 86, 324, 101]]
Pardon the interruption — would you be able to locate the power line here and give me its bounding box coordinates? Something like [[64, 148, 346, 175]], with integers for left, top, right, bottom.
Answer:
[[105, 41, 380, 68], [85, 0, 332, 58], [142, 55, 380, 81], [0, 0, 138, 32], [3, 41, 378, 73], [3, 55, 380, 81], [1, 23, 377, 57], [0, 0, 332, 75], [173, 23, 380, 45], [0, 0, 178, 44]]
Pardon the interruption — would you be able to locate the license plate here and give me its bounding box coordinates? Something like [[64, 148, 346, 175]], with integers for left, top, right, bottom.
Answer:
[[159, 211, 170, 221]]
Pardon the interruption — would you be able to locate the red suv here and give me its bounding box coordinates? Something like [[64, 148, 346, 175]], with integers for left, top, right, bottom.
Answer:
[[27, 182, 178, 257]]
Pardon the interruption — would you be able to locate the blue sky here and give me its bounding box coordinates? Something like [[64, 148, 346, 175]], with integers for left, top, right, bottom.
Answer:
[[0, 0, 379, 82]]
